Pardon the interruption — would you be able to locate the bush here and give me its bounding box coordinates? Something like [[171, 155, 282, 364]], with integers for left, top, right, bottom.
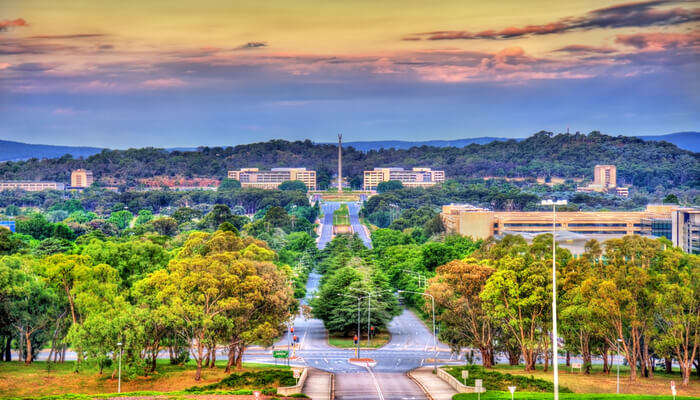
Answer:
[[443, 365, 572, 393], [185, 369, 295, 392]]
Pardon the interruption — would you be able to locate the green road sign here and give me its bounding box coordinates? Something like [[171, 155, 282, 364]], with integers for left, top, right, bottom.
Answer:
[[273, 350, 289, 359]]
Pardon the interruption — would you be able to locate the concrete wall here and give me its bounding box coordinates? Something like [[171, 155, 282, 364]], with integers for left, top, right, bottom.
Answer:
[[277, 367, 308, 396], [436, 367, 486, 393]]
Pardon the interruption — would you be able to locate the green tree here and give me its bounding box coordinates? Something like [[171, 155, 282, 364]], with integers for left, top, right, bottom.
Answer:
[[278, 180, 308, 192], [108, 210, 133, 230], [481, 251, 550, 371], [218, 178, 241, 191], [377, 180, 404, 193], [427, 258, 495, 367], [134, 210, 154, 226]]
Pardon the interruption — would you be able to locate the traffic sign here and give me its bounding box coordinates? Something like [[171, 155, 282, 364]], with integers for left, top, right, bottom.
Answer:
[[273, 350, 289, 358]]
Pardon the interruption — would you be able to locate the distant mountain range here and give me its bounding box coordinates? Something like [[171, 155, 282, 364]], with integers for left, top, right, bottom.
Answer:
[[0, 132, 697, 162]]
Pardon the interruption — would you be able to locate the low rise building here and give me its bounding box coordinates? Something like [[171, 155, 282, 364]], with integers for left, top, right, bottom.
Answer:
[[0, 181, 65, 191], [441, 203, 696, 253], [228, 167, 317, 190], [363, 167, 445, 190], [672, 208, 700, 254], [70, 169, 94, 188]]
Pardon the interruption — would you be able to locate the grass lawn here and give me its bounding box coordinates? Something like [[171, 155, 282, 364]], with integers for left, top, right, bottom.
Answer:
[[479, 364, 699, 398], [453, 392, 697, 399], [332, 204, 350, 226], [0, 359, 289, 398], [328, 332, 390, 349]]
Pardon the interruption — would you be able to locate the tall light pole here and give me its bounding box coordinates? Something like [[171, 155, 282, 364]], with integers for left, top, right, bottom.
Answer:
[[343, 293, 365, 358], [541, 199, 566, 400], [116, 341, 123, 393], [349, 289, 373, 347], [398, 290, 437, 372], [402, 269, 425, 287]]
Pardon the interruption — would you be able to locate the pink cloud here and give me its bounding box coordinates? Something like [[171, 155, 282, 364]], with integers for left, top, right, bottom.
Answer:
[[0, 63, 10, 70], [0, 18, 28, 32], [141, 78, 186, 88], [52, 107, 78, 115], [615, 31, 700, 51]]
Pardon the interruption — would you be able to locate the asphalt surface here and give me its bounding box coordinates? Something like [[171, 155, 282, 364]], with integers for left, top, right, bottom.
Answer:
[[243, 270, 463, 400], [317, 202, 339, 249], [347, 202, 372, 248]]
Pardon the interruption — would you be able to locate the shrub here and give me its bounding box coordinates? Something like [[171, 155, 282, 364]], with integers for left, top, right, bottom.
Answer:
[[185, 369, 295, 392], [443, 365, 572, 393]]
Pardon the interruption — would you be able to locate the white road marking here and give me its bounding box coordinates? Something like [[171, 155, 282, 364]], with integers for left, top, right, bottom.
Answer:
[[365, 365, 385, 400]]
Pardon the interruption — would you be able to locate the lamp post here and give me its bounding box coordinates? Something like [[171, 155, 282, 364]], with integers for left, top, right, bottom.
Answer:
[[343, 293, 366, 358], [541, 199, 567, 400], [116, 341, 123, 393], [402, 269, 425, 287], [617, 338, 623, 394], [350, 289, 374, 347], [398, 290, 437, 371]]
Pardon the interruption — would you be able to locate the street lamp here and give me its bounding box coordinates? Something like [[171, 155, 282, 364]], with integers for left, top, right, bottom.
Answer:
[[343, 293, 366, 358], [402, 269, 426, 288], [541, 198, 567, 400], [617, 338, 623, 394], [116, 341, 123, 393], [398, 290, 437, 372]]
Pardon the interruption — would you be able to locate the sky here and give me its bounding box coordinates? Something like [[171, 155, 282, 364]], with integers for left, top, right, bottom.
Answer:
[[0, 0, 698, 148]]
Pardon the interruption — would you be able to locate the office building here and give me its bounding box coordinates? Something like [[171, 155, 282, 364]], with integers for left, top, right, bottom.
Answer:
[[0, 181, 65, 191], [577, 164, 629, 197], [70, 169, 94, 188], [228, 168, 317, 190], [672, 208, 700, 254], [363, 167, 445, 190], [441, 203, 696, 253]]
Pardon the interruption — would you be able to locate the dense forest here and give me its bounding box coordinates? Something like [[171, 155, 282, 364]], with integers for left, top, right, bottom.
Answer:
[[1, 131, 697, 192]]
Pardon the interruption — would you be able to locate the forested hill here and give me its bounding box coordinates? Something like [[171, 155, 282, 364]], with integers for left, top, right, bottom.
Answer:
[[0, 131, 697, 191]]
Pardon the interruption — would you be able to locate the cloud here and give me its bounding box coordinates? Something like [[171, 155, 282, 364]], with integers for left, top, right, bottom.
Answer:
[[615, 31, 700, 50], [554, 45, 618, 54], [409, 0, 700, 40], [30, 33, 105, 39], [9, 62, 56, 72], [0, 18, 28, 32], [0, 63, 10, 70], [141, 78, 186, 88], [52, 108, 78, 116], [236, 41, 267, 50]]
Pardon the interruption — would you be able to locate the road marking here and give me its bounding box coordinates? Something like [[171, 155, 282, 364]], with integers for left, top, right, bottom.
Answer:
[[365, 365, 385, 400]]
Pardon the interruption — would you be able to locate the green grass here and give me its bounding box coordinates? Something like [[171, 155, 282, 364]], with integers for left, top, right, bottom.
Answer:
[[453, 393, 697, 400], [328, 332, 390, 349], [332, 204, 350, 226], [444, 365, 571, 393]]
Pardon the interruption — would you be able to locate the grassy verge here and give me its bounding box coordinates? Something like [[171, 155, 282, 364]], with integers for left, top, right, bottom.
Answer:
[[453, 393, 696, 400], [328, 332, 390, 349], [443, 365, 571, 393], [0, 360, 287, 398], [485, 364, 699, 397], [332, 204, 350, 226]]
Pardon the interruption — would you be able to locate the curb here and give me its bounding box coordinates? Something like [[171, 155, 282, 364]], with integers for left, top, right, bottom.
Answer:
[[330, 370, 335, 400], [406, 369, 435, 400]]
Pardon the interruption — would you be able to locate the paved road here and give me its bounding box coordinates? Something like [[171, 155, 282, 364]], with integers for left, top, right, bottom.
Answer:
[[244, 270, 464, 399], [347, 202, 372, 248], [317, 202, 339, 249]]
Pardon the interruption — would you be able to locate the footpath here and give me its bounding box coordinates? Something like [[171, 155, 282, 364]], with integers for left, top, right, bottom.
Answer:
[[408, 366, 458, 400], [302, 368, 333, 400]]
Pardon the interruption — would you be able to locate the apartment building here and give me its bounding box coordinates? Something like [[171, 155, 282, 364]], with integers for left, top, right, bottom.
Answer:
[[70, 169, 94, 188], [363, 167, 445, 190], [228, 167, 317, 190], [0, 181, 66, 191], [441, 203, 694, 252]]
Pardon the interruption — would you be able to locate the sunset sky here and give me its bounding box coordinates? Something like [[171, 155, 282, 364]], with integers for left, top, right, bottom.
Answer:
[[1, 0, 698, 148]]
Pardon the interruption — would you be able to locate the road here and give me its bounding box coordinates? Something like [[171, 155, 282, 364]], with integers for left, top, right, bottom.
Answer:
[[317, 202, 339, 249], [243, 269, 461, 400], [318, 201, 371, 249]]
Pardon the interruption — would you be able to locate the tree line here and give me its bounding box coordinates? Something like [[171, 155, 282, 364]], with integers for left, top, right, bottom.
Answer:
[[1, 131, 697, 192]]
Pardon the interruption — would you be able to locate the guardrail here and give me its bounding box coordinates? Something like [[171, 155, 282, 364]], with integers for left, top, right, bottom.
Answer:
[[436, 367, 486, 393], [277, 367, 308, 396]]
